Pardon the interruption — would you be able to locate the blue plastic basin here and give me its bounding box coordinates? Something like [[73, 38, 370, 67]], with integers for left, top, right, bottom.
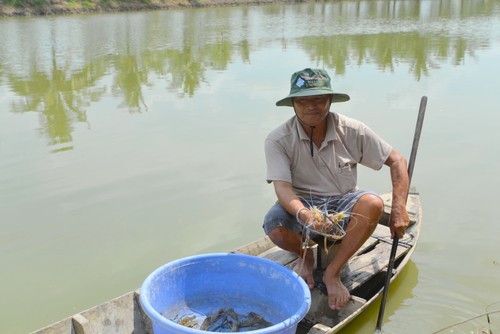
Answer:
[[139, 253, 311, 333]]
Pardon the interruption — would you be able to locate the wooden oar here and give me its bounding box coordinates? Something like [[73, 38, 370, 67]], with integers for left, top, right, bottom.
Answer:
[[374, 96, 428, 333]]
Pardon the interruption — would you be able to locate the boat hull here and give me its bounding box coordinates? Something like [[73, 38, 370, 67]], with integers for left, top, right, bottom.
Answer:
[[31, 191, 422, 334]]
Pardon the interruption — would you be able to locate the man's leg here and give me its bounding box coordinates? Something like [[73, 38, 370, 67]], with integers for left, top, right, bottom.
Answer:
[[323, 193, 384, 310], [263, 203, 315, 289], [267, 227, 315, 289]]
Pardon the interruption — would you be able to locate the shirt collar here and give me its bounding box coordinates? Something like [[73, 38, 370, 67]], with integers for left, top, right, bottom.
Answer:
[[295, 112, 338, 141]]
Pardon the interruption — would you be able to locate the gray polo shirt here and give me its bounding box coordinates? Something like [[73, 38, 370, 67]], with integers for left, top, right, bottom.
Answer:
[[265, 112, 392, 197]]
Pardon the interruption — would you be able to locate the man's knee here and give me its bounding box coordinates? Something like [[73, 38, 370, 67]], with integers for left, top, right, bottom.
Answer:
[[267, 226, 284, 241], [267, 226, 303, 253], [355, 194, 384, 224]]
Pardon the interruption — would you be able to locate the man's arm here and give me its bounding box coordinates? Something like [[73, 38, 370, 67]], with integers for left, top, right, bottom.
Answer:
[[273, 180, 310, 222], [384, 149, 410, 238]]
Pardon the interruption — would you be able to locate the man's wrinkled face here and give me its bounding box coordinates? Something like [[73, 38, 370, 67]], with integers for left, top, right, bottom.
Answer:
[[293, 95, 332, 126]]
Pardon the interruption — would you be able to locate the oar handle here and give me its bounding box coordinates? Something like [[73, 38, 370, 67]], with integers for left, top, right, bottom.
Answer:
[[374, 96, 427, 333], [407, 96, 427, 186]]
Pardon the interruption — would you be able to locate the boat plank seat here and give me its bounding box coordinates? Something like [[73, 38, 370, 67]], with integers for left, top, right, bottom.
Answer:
[[232, 236, 276, 256], [233, 236, 301, 268]]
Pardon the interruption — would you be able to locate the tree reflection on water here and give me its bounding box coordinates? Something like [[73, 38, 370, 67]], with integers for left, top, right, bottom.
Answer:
[[0, 0, 495, 151]]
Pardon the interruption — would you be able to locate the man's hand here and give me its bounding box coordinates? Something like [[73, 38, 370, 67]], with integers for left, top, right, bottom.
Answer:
[[304, 210, 335, 232], [389, 207, 409, 239]]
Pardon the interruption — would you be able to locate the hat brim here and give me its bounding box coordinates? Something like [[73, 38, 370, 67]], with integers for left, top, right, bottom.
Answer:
[[276, 90, 350, 107]]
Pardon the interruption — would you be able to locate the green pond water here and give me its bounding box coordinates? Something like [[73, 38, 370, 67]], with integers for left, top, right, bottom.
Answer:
[[1, 0, 500, 333]]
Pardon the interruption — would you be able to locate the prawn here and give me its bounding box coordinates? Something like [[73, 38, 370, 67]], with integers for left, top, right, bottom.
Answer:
[[307, 206, 347, 255]]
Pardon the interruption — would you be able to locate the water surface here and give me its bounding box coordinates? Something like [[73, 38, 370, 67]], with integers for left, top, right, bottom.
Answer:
[[1, 1, 500, 333]]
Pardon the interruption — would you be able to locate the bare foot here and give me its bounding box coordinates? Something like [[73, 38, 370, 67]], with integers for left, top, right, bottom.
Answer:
[[323, 272, 350, 310], [294, 251, 315, 289]]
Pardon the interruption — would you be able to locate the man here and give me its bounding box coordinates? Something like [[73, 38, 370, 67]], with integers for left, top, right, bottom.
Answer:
[[263, 68, 409, 311]]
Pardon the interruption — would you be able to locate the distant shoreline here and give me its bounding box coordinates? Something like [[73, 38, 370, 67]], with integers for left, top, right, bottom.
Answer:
[[0, 0, 298, 17]]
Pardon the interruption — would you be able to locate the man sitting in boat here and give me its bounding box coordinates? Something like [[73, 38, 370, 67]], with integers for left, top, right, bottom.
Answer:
[[263, 68, 410, 311]]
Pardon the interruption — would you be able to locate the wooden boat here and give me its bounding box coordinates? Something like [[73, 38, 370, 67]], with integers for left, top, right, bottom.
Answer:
[[31, 190, 421, 334]]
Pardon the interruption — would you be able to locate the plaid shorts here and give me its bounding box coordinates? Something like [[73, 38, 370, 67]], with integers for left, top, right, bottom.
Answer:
[[262, 190, 380, 235]]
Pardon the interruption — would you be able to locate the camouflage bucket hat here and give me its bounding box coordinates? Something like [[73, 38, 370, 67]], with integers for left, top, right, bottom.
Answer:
[[276, 68, 350, 107]]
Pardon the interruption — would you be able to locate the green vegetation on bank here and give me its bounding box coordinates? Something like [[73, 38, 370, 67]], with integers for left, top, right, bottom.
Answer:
[[0, 0, 281, 16]]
